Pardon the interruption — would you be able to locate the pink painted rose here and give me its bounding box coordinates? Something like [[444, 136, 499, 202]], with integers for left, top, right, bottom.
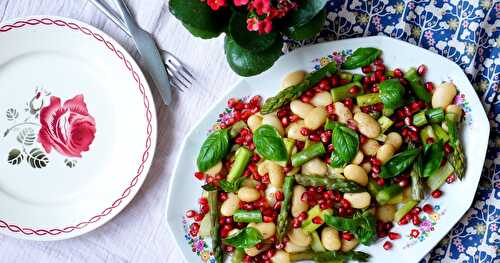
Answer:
[[38, 95, 96, 158]]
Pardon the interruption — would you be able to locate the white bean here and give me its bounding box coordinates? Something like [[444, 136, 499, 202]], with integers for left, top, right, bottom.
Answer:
[[361, 139, 380, 156], [291, 185, 308, 217], [376, 204, 396, 223], [321, 227, 341, 251], [238, 186, 260, 202], [343, 164, 368, 186], [287, 228, 312, 247], [446, 104, 463, 119], [265, 185, 279, 206], [262, 114, 285, 136], [204, 161, 222, 176], [341, 238, 359, 252], [305, 107, 328, 130], [284, 240, 308, 253], [376, 144, 396, 164], [249, 222, 276, 239], [386, 132, 403, 150], [354, 112, 381, 138], [268, 161, 285, 188], [334, 102, 353, 124], [311, 91, 333, 107], [245, 246, 265, 256], [352, 105, 362, 114], [220, 193, 240, 216], [281, 71, 306, 90], [301, 158, 327, 176], [352, 151, 364, 165], [271, 250, 290, 263], [290, 100, 314, 119], [287, 120, 308, 141], [343, 192, 371, 209], [247, 114, 263, 132], [432, 82, 457, 108]]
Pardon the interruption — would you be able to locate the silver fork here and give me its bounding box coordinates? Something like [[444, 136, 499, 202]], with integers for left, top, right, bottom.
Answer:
[[89, 0, 193, 92]]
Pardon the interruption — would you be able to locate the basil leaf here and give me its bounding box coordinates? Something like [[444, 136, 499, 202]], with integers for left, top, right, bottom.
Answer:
[[201, 184, 218, 191], [379, 148, 420, 178], [287, 0, 328, 27], [285, 9, 326, 41], [324, 211, 376, 245], [197, 129, 231, 172], [229, 12, 278, 52], [169, 0, 229, 34], [341, 47, 381, 70], [330, 151, 347, 168], [253, 125, 288, 161], [224, 227, 263, 249], [219, 177, 245, 193], [379, 79, 405, 109], [332, 124, 359, 164], [422, 141, 444, 177], [224, 36, 283, 77]]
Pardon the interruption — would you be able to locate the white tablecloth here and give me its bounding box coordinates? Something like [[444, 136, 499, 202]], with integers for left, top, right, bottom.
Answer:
[[0, 0, 236, 262]]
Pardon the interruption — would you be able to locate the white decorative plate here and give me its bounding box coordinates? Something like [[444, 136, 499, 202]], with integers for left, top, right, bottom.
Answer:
[[0, 16, 157, 240], [166, 36, 489, 262]]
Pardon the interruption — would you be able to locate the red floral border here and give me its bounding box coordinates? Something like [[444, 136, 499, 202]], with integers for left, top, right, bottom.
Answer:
[[0, 18, 154, 236]]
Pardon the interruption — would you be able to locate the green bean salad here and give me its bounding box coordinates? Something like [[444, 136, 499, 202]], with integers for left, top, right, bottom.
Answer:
[[185, 47, 466, 263]]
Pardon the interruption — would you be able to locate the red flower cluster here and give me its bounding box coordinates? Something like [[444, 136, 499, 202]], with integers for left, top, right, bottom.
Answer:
[[205, 0, 299, 35]]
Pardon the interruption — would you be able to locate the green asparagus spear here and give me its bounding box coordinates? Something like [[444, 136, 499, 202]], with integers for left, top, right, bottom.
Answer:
[[227, 147, 252, 182], [376, 184, 403, 205], [277, 175, 295, 241], [405, 67, 432, 103], [356, 93, 382, 106], [426, 108, 445, 123], [261, 62, 337, 114], [233, 210, 263, 223], [331, 81, 362, 102], [294, 174, 365, 193], [289, 250, 371, 262], [231, 248, 245, 263], [208, 191, 223, 263], [410, 151, 425, 201], [413, 110, 428, 127], [291, 143, 326, 167], [446, 111, 465, 179]]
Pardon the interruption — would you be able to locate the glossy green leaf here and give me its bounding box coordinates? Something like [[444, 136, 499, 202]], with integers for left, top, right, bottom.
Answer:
[[286, 9, 326, 41], [182, 22, 222, 39], [197, 129, 231, 172], [253, 125, 288, 161], [332, 124, 359, 164], [169, 0, 229, 33], [379, 79, 405, 109], [224, 227, 263, 249], [324, 211, 376, 245], [379, 148, 420, 178], [229, 12, 278, 52], [341, 47, 381, 70], [225, 36, 283, 76], [422, 141, 445, 177], [288, 0, 328, 27]]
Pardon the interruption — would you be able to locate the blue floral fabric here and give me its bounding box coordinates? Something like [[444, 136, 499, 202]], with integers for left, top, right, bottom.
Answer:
[[287, 1, 499, 262]]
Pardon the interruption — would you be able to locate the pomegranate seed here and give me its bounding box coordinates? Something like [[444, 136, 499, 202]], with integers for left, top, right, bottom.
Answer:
[[373, 103, 384, 112], [423, 204, 434, 214], [393, 68, 404, 78], [309, 134, 320, 141], [444, 143, 453, 154], [320, 132, 331, 143], [399, 218, 409, 225], [342, 232, 354, 241], [326, 103, 335, 114], [262, 174, 270, 184], [273, 201, 281, 211], [194, 213, 205, 222], [362, 65, 372, 74], [263, 215, 274, 222], [348, 86, 359, 95], [186, 210, 197, 218], [289, 114, 300, 122], [275, 191, 284, 201], [292, 218, 301, 228], [199, 198, 208, 205], [244, 256, 252, 263], [359, 135, 368, 144], [388, 232, 401, 240], [300, 96, 311, 103], [377, 231, 388, 238], [446, 174, 457, 184], [371, 165, 381, 174], [398, 178, 409, 188], [281, 117, 289, 127], [319, 80, 330, 91], [424, 82, 434, 92], [412, 215, 421, 225], [361, 106, 370, 113], [190, 223, 200, 236], [411, 207, 422, 215], [250, 95, 261, 106], [371, 84, 380, 92], [340, 198, 351, 208], [300, 127, 310, 136], [371, 158, 382, 166], [376, 177, 385, 186], [255, 243, 264, 250], [375, 64, 386, 72], [431, 190, 442, 198], [426, 138, 435, 144], [266, 249, 276, 259], [384, 222, 393, 230], [298, 211, 308, 221], [330, 75, 340, 87], [383, 241, 393, 250], [200, 204, 209, 214], [194, 172, 205, 180], [312, 216, 323, 224], [417, 64, 427, 75], [343, 98, 353, 109], [277, 109, 288, 118], [404, 116, 413, 126], [374, 58, 384, 65], [275, 242, 285, 250]]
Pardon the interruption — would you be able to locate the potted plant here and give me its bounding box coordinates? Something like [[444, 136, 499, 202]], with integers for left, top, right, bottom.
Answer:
[[169, 0, 328, 76]]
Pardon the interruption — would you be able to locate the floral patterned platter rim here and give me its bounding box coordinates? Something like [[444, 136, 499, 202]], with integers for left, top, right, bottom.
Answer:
[[0, 16, 157, 241], [166, 36, 489, 263]]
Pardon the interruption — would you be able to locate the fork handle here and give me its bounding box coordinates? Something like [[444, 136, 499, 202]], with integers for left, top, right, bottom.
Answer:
[[88, 0, 131, 35]]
